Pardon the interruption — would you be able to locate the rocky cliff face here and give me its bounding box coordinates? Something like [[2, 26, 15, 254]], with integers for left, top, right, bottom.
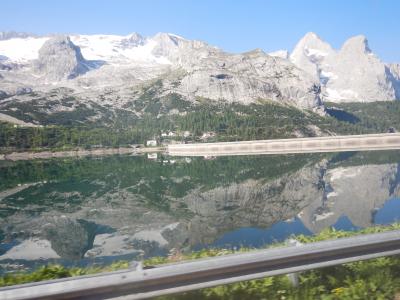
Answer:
[[34, 36, 90, 81], [290, 33, 400, 102], [325, 36, 396, 102], [173, 49, 321, 109], [290, 32, 335, 82], [388, 63, 400, 99]]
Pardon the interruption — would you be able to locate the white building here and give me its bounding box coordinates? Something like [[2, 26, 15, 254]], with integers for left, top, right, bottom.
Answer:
[[200, 132, 216, 140], [147, 153, 158, 160], [146, 140, 157, 147]]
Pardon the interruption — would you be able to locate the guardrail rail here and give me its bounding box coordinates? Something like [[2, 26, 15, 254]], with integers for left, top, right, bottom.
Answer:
[[1, 230, 400, 300]]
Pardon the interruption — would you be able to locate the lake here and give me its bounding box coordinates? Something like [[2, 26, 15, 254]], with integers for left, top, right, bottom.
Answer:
[[0, 150, 399, 274]]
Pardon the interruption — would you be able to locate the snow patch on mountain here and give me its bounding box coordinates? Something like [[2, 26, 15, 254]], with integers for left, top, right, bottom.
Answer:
[[0, 36, 49, 62], [268, 50, 289, 59], [70, 34, 171, 65]]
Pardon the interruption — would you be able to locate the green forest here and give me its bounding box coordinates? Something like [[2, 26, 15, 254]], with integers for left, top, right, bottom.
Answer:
[[1, 100, 400, 153]]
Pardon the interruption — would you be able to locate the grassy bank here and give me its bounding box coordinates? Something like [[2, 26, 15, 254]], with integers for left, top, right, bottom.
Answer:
[[2, 224, 400, 299]]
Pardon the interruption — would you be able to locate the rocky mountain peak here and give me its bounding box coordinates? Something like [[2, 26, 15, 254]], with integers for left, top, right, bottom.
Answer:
[[292, 32, 334, 56], [150, 32, 212, 67], [119, 32, 145, 48], [151, 32, 184, 58], [290, 32, 335, 80], [340, 35, 371, 55], [128, 32, 144, 41], [289, 32, 322, 51], [300, 32, 322, 42], [34, 35, 90, 81], [39, 35, 84, 58], [152, 32, 185, 48], [288, 33, 400, 102], [243, 48, 266, 56], [323, 35, 396, 102]]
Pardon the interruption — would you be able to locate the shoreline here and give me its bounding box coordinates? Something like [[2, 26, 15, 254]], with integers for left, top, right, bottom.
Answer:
[[0, 147, 165, 161]]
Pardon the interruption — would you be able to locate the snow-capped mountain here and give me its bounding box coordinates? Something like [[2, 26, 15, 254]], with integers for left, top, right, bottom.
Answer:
[[0, 31, 322, 115], [290, 32, 400, 102], [0, 30, 399, 126]]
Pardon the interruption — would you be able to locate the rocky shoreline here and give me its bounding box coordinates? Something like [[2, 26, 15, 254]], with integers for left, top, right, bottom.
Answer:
[[0, 147, 165, 161]]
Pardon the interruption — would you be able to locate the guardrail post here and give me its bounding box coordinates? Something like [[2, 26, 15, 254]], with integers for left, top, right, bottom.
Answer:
[[286, 238, 302, 287]]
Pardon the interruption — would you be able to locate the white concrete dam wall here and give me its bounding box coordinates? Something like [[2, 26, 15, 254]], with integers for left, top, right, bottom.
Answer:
[[167, 133, 400, 156]]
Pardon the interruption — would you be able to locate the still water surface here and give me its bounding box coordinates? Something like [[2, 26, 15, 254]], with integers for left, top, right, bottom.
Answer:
[[0, 150, 399, 273]]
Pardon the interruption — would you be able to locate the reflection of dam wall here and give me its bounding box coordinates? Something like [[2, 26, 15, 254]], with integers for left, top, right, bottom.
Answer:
[[168, 133, 400, 156]]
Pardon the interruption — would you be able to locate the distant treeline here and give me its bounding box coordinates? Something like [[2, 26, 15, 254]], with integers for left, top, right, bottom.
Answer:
[[0, 124, 147, 151], [1, 101, 400, 152]]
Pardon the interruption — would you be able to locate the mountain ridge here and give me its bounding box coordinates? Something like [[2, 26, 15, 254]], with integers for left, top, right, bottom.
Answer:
[[0, 30, 399, 126]]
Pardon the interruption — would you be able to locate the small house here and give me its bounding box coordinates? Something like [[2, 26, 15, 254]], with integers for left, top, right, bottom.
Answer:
[[146, 140, 157, 147]]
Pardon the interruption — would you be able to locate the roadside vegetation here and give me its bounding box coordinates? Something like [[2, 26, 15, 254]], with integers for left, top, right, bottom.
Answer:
[[1, 224, 400, 299]]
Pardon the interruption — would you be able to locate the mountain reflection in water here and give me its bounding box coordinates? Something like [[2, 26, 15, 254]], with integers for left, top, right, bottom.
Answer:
[[0, 150, 399, 273]]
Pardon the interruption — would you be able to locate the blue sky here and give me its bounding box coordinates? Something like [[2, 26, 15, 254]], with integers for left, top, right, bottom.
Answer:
[[1, 0, 399, 62]]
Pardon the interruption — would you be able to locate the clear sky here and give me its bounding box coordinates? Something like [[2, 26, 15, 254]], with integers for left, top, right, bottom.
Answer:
[[1, 0, 399, 62]]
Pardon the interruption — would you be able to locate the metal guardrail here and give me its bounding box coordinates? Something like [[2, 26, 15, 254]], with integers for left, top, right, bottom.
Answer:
[[1, 230, 400, 300]]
